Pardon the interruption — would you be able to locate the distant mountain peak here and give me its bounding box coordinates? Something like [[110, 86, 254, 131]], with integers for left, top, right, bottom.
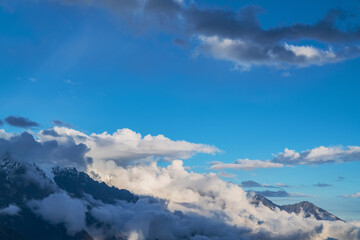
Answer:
[[249, 192, 342, 222], [281, 201, 342, 221]]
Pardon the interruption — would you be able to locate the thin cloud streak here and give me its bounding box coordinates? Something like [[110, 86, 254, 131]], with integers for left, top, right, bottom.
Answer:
[[211, 145, 360, 170]]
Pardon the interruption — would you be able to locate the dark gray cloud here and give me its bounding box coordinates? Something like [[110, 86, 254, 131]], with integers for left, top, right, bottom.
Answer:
[[0, 119, 3, 126], [187, 7, 360, 44], [52, 120, 74, 128], [42, 129, 61, 137], [172, 38, 188, 47], [61, 0, 360, 69], [144, 0, 181, 14], [5, 116, 39, 128], [0, 131, 90, 170], [314, 183, 333, 187]]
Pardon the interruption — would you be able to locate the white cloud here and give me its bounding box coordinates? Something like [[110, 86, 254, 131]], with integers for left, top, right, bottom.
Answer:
[[2, 127, 360, 239], [342, 192, 360, 198], [210, 159, 283, 170], [88, 159, 360, 240], [38, 127, 219, 166], [284, 43, 335, 60], [273, 146, 360, 165], [0, 204, 21, 215], [214, 145, 360, 170], [28, 192, 88, 235], [0, 129, 13, 140], [196, 35, 350, 70]]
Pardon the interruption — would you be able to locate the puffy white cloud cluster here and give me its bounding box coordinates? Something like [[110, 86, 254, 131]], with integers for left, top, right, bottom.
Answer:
[[89, 160, 360, 239], [38, 127, 219, 167], [1, 127, 360, 239], [28, 192, 88, 235]]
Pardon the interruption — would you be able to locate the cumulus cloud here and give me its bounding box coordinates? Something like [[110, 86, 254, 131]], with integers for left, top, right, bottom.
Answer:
[[38, 127, 219, 166], [87, 159, 360, 240], [210, 159, 283, 170], [28, 192, 88, 235], [49, 0, 360, 70], [0, 126, 218, 170], [0, 204, 21, 215], [342, 192, 360, 198], [5, 116, 39, 128], [0, 130, 90, 170]]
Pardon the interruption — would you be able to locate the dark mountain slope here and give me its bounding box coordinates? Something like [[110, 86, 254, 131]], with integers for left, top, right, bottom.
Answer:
[[53, 167, 137, 204]]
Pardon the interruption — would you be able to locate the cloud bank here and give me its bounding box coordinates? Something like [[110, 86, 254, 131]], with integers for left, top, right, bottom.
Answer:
[[1, 127, 360, 239], [38, 126, 219, 166]]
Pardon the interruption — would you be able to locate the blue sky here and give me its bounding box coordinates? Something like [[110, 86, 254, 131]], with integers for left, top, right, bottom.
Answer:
[[1, 0, 360, 220]]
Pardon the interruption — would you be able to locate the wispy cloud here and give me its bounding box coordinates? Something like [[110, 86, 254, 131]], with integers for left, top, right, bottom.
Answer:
[[255, 190, 309, 198], [52, 120, 74, 128], [275, 183, 290, 188], [314, 183, 333, 187], [210, 159, 283, 170], [342, 192, 360, 198], [211, 145, 360, 170]]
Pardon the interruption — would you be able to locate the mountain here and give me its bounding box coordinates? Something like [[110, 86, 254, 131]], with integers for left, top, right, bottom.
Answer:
[[0, 224, 24, 240], [0, 153, 343, 240], [0, 154, 104, 240], [281, 201, 342, 221], [250, 192, 342, 221], [53, 167, 137, 204]]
